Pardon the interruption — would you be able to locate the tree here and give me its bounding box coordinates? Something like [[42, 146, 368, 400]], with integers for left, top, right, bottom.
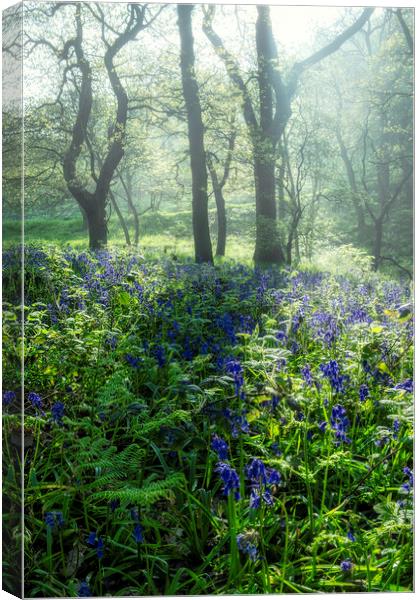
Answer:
[[203, 5, 374, 264], [177, 4, 213, 264]]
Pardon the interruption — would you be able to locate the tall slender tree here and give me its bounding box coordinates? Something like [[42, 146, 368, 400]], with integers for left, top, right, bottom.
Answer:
[[177, 4, 213, 264]]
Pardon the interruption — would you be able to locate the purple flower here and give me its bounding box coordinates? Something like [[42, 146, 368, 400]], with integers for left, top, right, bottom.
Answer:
[[394, 379, 413, 393], [359, 384, 369, 402], [301, 365, 313, 386], [211, 435, 229, 460], [330, 405, 351, 444], [87, 531, 97, 546], [246, 458, 267, 484], [237, 533, 258, 561], [45, 511, 64, 529], [125, 354, 141, 368], [78, 581, 91, 597], [318, 421, 327, 433], [320, 361, 348, 393], [215, 462, 240, 500], [340, 560, 353, 572], [262, 489, 274, 505], [96, 537, 104, 559], [28, 392, 43, 410], [133, 523, 143, 543], [249, 489, 261, 509], [51, 401, 65, 425], [2, 391, 16, 406]]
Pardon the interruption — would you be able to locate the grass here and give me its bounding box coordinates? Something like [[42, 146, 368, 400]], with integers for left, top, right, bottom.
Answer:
[[2, 240, 413, 597], [3, 201, 257, 262]]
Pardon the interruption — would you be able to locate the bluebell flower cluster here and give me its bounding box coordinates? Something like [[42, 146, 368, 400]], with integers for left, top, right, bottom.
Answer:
[[301, 365, 313, 386], [211, 435, 229, 460], [215, 462, 240, 500], [78, 581, 91, 597], [310, 311, 339, 346], [45, 511, 64, 529], [236, 533, 258, 561], [246, 458, 280, 508], [51, 401, 65, 425], [401, 467, 413, 493], [87, 531, 104, 559], [330, 405, 351, 444], [320, 361, 348, 393], [29, 392, 43, 412], [226, 359, 245, 399], [394, 379, 413, 393], [359, 384, 369, 402], [2, 390, 16, 406], [340, 560, 353, 572]]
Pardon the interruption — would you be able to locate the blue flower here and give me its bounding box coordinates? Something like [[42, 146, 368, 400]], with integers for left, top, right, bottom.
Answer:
[[340, 560, 353, 572], [211, 435, 229, 460], [262, 489, 274, 505], [125, 354, 141, 368], [226, 359, 244, 397], [320, 361, 348, 393], [246, 458, 267, 484], [215, 462, 240, 500], [267, 468, 281, 485], [130, 508, 139, 522], [237, 533, 258, 561], [96, 537, 104, 559], [347, 531, 356, 542], [133, 523, 143, 543], [45, 511, 64, 529], [87, 531, 97, 546], [401, 466, 413, 492], [301, 365, 313, 386], [44, 512, 55, 528], [51, 402, 65, 425], [394, 379, 413, 393], [78, 581, 91, 597], [249, 489, 260, 509], [330, 405, 351, 444], [28, 392, 43, 410], [153, 345, 166, 367], [318, 421, 327, 433], [2, 391, 16, 406], [359, 384, 369, 402]]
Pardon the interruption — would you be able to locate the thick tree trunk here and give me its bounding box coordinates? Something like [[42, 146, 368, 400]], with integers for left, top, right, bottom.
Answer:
[[253, 143, 284, 263], [178, 5, 213, 264], [79, 205, 88, 231], [85, 201, 107, 250]]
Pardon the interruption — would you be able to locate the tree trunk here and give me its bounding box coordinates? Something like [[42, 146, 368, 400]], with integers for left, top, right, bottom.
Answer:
[[79, 205, 88, 231], [372, 218, 383, 271], [207, 155, 227, 256], [85, 201, 107, 250], [253, 141, 284, 263], [109, 189, 131, 245], [178, 5, 213, 264]]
